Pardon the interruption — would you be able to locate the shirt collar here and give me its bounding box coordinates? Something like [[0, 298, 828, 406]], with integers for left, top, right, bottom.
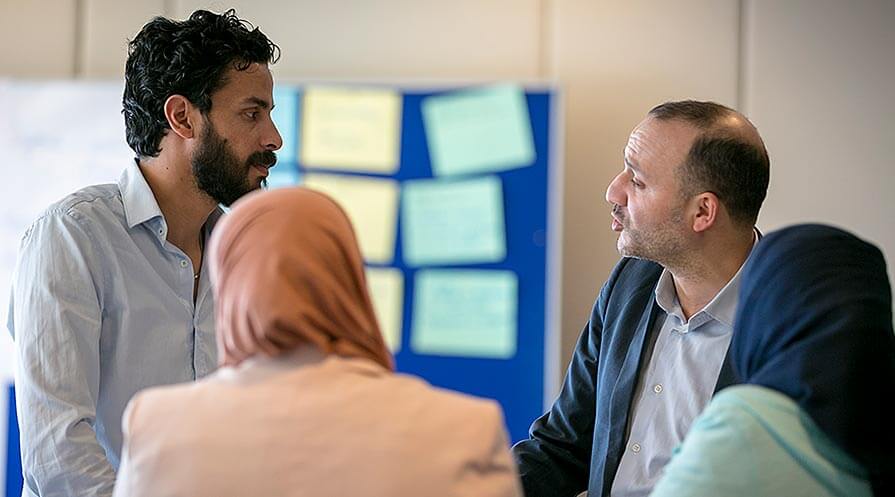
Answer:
[[118, 160, 226, 240], [655, 229, 760, 332], [118, 159, 164, 229]]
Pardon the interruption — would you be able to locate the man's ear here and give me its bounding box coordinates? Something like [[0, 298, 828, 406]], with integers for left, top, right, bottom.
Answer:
[[692, 192, 720, 233], [163, 95, 196, 140]]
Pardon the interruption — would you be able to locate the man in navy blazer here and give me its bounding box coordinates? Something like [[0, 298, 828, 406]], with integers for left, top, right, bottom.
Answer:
[[513, 101, 770, 497]]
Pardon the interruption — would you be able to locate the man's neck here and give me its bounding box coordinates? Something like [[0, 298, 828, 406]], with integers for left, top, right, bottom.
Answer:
[[138, 157, 217, 254], [669, 229, 755, 320]]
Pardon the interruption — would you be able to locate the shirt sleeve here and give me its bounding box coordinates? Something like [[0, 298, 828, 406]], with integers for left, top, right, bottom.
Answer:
[[9, 210, 115, 497]]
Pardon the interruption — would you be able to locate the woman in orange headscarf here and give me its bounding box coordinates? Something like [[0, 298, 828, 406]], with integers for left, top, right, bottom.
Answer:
[[112, 188, 522, 497]]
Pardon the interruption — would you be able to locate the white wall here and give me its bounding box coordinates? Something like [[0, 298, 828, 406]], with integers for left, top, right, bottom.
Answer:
[[743, 0, 895, 282], [0, 0, 77, 77], [1, 0, 893, 389]]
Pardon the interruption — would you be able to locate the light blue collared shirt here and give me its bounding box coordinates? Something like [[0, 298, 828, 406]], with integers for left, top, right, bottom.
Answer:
[[611, 234, 757, 497], [8, 161, 222, 497]]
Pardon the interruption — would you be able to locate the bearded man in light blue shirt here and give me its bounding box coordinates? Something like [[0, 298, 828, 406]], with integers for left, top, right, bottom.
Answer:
[[7, 10, 283, 497]]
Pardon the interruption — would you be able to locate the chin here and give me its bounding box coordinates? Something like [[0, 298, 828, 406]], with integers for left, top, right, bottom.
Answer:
[[616, 233, 629, 254]]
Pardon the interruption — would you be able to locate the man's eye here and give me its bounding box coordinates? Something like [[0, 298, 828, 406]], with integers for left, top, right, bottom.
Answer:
[[245, 111, 258, 120], [630, 178, 643, 188]]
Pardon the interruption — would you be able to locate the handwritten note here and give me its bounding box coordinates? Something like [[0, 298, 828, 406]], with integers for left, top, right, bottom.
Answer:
[[401, 176, 506, 266], [301, 86, 401, 173], [303, 173, 399, 264], [411, 269, 518, 359], [366, 267, 404, 353], [422, 84, 534, 177]]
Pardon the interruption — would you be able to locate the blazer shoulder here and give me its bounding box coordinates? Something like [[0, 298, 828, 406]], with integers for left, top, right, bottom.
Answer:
[[602, 257, 663, 300]]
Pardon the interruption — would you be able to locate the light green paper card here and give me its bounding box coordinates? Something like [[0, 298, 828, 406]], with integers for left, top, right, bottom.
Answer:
[[411, 269, 518, 359], [400, 176, 506, 266], [422, 84, 535, 177]]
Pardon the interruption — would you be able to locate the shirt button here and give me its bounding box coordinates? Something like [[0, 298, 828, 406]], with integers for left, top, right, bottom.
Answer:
[[180, 260, 189, 268], [631, 443, 641, 453], [653, 384, 663, 394]]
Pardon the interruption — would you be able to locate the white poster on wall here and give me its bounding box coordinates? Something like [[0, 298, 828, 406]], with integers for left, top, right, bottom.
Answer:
[[0, 80, 132, 485]]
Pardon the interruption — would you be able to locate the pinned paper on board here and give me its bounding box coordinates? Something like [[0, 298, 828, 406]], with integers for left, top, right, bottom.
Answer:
[[365, 267, 404, 353], [272, 86, 300, 165], [303, 173, 399, 264], [422, 84, 535, 177], [300, 87, 402, 173], [401, 176, 506, 266], [411, 269, 518, 359]]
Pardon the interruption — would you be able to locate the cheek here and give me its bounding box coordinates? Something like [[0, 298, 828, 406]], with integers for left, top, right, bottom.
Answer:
[[626, 198, 659, 225]]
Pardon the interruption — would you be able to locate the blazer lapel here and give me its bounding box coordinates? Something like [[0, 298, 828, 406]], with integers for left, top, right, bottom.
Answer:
[[601, 295, 662, 496], [713, 350, 738, 394]]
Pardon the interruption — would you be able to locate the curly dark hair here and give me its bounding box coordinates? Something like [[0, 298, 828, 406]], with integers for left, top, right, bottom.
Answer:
[[123, 9, 280, 158]]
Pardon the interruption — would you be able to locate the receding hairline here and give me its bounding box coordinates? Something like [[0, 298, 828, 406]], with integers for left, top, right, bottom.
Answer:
[[648, 108, 765, 154]]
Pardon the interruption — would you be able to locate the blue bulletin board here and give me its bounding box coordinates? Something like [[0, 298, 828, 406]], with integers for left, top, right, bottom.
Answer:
[[273, 84, 562, 444]]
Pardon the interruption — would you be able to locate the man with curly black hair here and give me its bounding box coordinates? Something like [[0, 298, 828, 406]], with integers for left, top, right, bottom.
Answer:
[[8, 10, 282, 496]]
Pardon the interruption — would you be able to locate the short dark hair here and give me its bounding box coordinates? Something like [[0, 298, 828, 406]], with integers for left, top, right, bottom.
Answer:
[[649, 100, 770, 226], [123, 9, 280, 158]]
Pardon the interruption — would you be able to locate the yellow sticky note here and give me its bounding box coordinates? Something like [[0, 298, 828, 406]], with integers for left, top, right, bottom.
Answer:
[[365, 267, 404, 353], [303, 173, 399, 264], [301, 87, 402, 173]]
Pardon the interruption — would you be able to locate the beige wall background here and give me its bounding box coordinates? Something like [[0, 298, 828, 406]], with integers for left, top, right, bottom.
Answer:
[[2, 0, 892, 392]]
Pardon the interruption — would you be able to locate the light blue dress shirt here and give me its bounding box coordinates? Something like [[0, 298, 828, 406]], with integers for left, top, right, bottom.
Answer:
[[650, 385, 871, 497], [611, 234, 756, 497], [7, 161, 222, 497]]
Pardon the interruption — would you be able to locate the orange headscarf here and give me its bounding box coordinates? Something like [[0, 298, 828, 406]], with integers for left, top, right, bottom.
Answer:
[[207, 187, 394, 370]]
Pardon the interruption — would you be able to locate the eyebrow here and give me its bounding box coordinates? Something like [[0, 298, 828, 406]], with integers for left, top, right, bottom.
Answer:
[[241, 96, 273, 110], [624, 157, 643, 175]]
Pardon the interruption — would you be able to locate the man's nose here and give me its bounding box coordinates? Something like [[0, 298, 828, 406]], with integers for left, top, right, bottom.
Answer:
[[605, 171, 627, 206], [263, 118, 283, 151]]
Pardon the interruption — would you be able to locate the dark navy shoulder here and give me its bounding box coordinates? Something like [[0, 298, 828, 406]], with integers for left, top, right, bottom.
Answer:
[[605, 257, 663, 294]]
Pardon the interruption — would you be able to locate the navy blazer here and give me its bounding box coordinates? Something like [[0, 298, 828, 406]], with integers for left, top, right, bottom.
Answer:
[[512, 257, 738, 497]]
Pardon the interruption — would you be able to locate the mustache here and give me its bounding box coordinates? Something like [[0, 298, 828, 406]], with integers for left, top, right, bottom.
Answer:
[[247, 150, 277, 168], [612, 204, 625, 221]]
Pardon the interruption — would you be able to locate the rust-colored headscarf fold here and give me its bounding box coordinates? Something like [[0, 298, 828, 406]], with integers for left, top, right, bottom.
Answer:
[[208, 187, 393, 371]]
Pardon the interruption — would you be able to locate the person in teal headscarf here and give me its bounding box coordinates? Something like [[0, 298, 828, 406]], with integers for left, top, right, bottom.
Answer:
[[651, 224, 895, 497]]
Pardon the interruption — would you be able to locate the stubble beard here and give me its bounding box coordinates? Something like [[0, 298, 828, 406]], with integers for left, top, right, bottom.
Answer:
[[616, 208, 691, 270]]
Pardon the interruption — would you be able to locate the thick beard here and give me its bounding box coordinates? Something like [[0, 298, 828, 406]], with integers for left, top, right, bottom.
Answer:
[[192, 123, 275, 206]]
